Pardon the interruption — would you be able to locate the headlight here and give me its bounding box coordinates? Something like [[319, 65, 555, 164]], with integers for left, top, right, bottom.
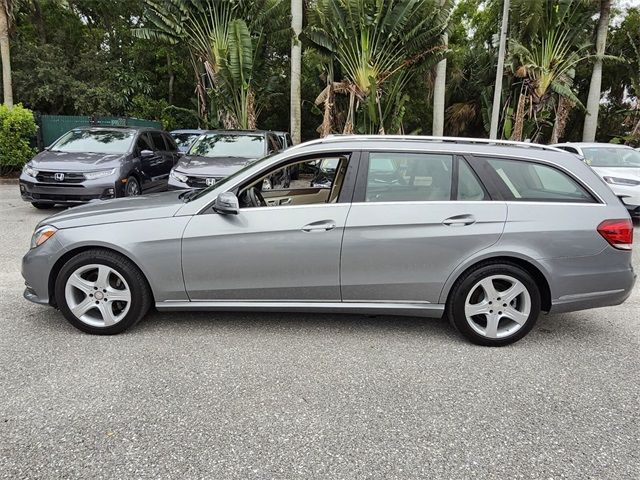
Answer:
[[170, 169, 188, 183], [603, 176, 640, 186], [23, 163, 38, 177], [30, 225, 57, 249], [83, 168, 116, 180]]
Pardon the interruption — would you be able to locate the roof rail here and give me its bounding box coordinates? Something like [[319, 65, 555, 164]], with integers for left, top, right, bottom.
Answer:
[[289, 135, 566, 153]]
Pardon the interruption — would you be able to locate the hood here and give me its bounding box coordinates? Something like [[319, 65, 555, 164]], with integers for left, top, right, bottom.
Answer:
[[30, 150, 125, 171], [174, 155, 255, 177], [40, 190, 187, 229], [591, 166, 640, 181]]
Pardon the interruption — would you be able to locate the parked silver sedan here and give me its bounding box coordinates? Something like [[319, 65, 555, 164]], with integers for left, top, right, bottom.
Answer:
[[22, 136, 635, 346]]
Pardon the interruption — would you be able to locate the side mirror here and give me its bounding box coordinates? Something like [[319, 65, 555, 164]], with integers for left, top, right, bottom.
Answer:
[[140, 149, 154, 158], [214, 192, 239, 215]]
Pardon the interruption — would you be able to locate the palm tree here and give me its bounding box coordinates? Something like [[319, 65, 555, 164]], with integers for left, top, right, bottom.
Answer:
[[432, 0, 449, 136], [137, 0, 285, 129], [290, 0, 303, 144], [582, 0, 611, 142], [305, 0, 447, 135], [0, 0, 13, 108], [508, 1, 591, 141]]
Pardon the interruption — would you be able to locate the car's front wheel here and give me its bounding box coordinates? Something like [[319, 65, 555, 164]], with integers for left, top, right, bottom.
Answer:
[[54, 249, 152, 334], [124, 176, 141, 197], [447, 262, 541, 346]]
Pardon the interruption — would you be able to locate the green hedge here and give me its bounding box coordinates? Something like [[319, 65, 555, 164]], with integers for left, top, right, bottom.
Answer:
[[0, 104, 37, 175]]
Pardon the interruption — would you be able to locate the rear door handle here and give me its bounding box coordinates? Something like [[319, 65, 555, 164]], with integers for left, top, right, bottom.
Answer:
[[302, 220, 336, 232], [442, 214, 476, 226]]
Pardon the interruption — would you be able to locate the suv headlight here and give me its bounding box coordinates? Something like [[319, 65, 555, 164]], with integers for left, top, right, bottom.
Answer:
[[603, 176, 640, 186], [84, 168, 116, 180], [170, 169, 188, 183], [31, 225, 57, 249], [23, 163, 38, 177]]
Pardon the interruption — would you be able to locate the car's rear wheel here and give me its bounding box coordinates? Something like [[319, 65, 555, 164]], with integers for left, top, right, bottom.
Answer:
[[31, 202, 55, 209], [54, 249, 152, 334], [447, 262, 541, 346], [124, 176, 140, 197]]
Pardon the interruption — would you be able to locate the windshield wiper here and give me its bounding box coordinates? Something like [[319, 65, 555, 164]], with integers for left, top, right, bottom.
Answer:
[[179, 189, 200, 202]]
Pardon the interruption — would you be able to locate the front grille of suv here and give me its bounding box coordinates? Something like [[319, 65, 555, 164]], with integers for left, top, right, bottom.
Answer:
[[186, 176, 223, 188], [36, 171, 85, 183]]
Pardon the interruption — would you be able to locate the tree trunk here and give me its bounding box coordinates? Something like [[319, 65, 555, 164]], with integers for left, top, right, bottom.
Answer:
[[550, 96, 572, 144], [0, 0, 13, 108], [489, 0, 509, 139], [319, 68, 334, 137], [432, 0, 448, 136], [32, 0, 47, 45], [582, 0, 611, 142], [511, 91, 526, 142], [290, 0, 303, 144], [167, 53, 175, 105]]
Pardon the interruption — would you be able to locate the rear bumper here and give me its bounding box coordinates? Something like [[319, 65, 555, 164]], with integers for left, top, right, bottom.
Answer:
[[19, 176, 121, 205], [544, 249, 636, 314]]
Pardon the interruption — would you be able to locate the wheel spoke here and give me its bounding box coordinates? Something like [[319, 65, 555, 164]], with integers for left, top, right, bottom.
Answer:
[[484, 313, 500, 338], [465, 301, 490, 317], [105, 288, 131, 303], [479, 278, 498, 300], [502, 306, 529, 325], [501, 282, 526, 304], [71, 296, 96, 318], [95, 266, 111, 289], [98, 303, 118, 327], [67, 273, 95, 294]]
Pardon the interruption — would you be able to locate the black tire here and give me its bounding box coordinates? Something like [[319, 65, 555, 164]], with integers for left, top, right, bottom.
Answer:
[[124, 176, 141, 197], [54, 249, 152, 335], [447, 261, 541, 347], [31, 202, 55, 209]]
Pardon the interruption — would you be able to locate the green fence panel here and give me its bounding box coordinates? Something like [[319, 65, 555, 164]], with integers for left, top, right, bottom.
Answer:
[[39, 115, 162, 147]]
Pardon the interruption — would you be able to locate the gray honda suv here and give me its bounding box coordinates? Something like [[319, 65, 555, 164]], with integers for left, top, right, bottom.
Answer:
[[20, 126, 179, 208], [22, 136, 635, 346]]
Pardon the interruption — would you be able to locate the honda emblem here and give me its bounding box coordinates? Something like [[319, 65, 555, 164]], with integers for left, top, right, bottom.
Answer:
[[54, 173, 65, 182], [205, 178, 216, 187]]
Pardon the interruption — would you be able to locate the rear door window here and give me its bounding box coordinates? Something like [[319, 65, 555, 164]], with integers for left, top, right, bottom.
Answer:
[[457, 159, 488, 201], [366, 153, 453, 202], [485, 158, 594, 203]]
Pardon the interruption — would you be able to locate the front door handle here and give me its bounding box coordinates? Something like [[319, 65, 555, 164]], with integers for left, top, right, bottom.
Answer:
[[442, 214, 476, 227], [302, 220, 336, 232]]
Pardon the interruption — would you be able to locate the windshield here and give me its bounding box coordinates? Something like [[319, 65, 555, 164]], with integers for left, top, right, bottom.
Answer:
[[583, 147, 640, 168], [172, 132, 201, 149], [188, 133, 265, 158], [50, 129, 135, 154], [187, 152, 279, 202]]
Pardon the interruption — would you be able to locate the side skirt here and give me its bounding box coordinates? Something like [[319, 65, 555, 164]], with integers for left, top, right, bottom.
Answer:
[[155, 301, 446, 318]]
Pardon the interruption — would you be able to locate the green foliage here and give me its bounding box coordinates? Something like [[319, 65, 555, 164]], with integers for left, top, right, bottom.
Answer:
[[0, 105, 37, 175]]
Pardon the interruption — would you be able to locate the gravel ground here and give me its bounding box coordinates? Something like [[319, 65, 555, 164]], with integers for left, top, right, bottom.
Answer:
[[0, 184, 638, 479]]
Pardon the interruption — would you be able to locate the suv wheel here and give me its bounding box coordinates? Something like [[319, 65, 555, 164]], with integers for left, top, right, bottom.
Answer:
[[447, 262, 541, 346], [54, 249, 152, 334], [125, 176, 140, 196]]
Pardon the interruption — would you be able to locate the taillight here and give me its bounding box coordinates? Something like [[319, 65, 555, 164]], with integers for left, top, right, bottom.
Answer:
[[597, 219, 633, 250]]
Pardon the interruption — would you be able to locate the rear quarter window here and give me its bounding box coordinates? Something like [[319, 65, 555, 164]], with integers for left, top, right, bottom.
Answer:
[[485, 158, 595, 203]]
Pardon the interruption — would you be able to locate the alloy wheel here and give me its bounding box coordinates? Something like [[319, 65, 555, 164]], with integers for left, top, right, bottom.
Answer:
[[464, 274, 531, 339], [64, 264, 132, 327]]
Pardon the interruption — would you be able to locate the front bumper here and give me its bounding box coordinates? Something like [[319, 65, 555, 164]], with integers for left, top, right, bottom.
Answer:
[[21, 234, 65, 306], [19, 175, 122, 205], [607, 184, 640, 217]]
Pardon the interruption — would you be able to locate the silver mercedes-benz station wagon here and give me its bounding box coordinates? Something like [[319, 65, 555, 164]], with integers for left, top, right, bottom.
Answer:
[[22, 136, 635, 346]]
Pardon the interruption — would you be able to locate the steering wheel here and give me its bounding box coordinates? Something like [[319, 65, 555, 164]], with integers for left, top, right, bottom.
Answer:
[[245, 186, 267, 208]]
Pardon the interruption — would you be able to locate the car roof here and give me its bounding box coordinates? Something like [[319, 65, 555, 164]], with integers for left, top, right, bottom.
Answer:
[[200, 129, 274, 136], [554, 142, 633, 149], [170, 129, 207, 134], [72, 126, 162, 133], [288, 135, 575, 162]]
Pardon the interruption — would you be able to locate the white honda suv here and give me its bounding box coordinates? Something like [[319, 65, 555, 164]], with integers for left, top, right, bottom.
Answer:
[[553, 143, 640, 218]]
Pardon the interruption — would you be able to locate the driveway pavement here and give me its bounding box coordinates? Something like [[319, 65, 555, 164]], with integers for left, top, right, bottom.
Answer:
[[0, 184, 638, 479]]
